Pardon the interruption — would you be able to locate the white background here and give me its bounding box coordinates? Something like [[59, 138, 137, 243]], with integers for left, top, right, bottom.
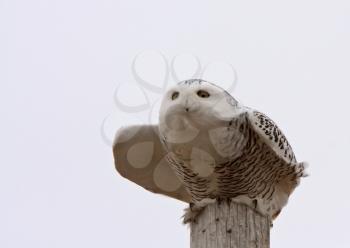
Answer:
[[1, 0, 350, 247]]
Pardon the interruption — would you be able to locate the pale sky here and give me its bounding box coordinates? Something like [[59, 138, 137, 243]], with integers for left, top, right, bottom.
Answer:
[[1, 0, 350, 247]]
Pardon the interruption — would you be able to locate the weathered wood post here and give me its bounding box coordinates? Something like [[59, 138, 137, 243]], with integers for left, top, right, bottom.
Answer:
[[190, 201, 270, 248]]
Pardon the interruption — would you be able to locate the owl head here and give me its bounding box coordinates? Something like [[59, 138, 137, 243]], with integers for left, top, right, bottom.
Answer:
[[159, 79, 241, 134]]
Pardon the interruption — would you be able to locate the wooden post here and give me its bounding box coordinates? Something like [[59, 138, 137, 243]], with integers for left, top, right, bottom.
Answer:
[[190, 201, 270, 248]]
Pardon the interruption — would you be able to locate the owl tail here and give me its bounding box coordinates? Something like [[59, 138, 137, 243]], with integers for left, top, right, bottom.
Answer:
[[277, 161, 309, 200], [298, 161, 310, 177]]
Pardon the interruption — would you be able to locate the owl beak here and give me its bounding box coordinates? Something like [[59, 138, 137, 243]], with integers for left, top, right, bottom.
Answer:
[[184, 99, 191, 113], [183, 98, 199, 114]]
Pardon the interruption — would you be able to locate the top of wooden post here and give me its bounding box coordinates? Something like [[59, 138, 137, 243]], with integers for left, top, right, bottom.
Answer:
[[190, 200, 270, 248]]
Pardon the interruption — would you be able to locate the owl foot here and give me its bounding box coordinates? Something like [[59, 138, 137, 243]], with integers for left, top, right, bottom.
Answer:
[[182, 198, 216, 224], [182, 205, 202, 224]]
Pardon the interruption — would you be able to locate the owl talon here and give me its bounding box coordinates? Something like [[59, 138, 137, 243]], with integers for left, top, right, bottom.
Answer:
[[190, 202, 195, 210], [253, 199, 258, 209]]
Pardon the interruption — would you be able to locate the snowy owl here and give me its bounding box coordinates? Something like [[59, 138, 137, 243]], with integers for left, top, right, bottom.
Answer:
[[113, 79, 308, 224]]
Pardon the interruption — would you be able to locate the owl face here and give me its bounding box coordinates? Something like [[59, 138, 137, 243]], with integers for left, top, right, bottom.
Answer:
[[159, 80, 238, 131]]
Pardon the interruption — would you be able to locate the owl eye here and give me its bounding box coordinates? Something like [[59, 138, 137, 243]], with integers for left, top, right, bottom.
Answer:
[[197, 90, 210, 98], [171, 91, 179, 100]]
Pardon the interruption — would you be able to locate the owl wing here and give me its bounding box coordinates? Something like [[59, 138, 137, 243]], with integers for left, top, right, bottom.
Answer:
[[247, 110, 297, 164], [113, 125, 192, 203]]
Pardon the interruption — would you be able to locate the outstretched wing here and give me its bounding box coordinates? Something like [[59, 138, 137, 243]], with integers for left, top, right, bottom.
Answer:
[[247, 110, 297, 164], [113, 125, 192, 203]]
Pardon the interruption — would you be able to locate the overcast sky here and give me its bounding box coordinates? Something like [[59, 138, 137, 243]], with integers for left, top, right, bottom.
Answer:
[[1, 0, 350, 247]]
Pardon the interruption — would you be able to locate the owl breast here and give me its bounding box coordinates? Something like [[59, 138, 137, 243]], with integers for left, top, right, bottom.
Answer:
[[163, 113, 298, 218], [161, 115, 250, 202]]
